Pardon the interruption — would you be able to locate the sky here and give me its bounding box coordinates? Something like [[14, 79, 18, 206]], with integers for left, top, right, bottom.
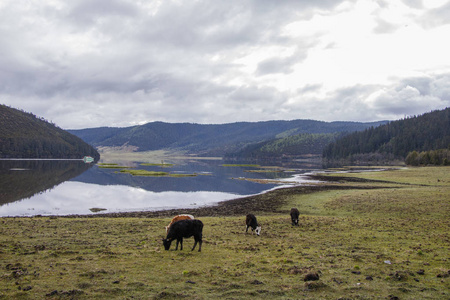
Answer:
[[1, 0, 449, 129]]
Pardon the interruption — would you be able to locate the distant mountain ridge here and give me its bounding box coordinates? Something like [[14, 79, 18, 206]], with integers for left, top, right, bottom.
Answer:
[[69, 119, 388, 157], [0, 105, 100, 159]]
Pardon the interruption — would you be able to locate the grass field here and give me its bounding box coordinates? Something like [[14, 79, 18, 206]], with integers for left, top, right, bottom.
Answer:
[[0, 167, 449, 299]]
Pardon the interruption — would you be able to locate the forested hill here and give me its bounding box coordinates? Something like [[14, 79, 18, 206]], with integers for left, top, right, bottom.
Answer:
[[69, 119, 387, 157], [224, 132, 346, 160], [0, 105, 100, 159], [323, 108, 450, 164]]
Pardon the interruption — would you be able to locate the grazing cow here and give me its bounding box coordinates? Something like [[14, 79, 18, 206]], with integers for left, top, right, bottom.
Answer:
[[290, 208, 300, 226], [165, 214, 194, 233], [163, 219, 203, 252], [245, 214, 261, 236]]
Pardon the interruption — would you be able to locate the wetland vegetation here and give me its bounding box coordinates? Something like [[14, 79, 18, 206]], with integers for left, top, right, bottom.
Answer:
[[119, 169, 197, 177], [0, 166, 449, 299]]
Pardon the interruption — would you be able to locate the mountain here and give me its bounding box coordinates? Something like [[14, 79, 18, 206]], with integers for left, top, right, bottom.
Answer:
[[322, 107, 450, 165], [69, 119, 388, 157], [0, 105, 100, 159]]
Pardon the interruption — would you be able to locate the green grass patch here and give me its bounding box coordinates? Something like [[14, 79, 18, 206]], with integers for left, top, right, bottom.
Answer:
[[168, 173, 197, 178], [244, 169, 283, 173], [140, 163, 174, 167], [222, 164, 261, 167], [119, 169, 197, 177], [119, 169, 168, 176], [98, 163, 134, 169]]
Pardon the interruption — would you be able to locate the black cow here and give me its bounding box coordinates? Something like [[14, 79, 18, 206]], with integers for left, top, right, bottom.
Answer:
[[290, 208, 299, 226], [245, 214, 261, 236], [162, 219, 203, 252]]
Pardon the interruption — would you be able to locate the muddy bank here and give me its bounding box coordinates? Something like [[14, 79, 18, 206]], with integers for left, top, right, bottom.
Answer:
[[65, 175, 391, 219]]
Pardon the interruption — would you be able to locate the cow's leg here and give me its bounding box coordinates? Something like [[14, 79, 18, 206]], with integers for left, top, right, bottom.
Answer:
[[175, 239, 180, 250], [179, 238, 183, 250]]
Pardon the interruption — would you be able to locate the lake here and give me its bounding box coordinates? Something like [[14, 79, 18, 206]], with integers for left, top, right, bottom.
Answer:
[[0, 159, 322, 217]]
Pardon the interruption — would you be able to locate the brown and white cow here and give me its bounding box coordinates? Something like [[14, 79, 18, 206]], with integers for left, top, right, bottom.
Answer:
[[165, 214, 194, 233]]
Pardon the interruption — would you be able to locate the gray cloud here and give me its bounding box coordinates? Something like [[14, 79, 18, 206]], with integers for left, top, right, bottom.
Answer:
[[67, 0, 140, 28], [256, 49, 308, 76], [400, 0, 423, 9], [373, 18, 401, 34], [368, 74, 450, 118], [419, 2, 450, 28]]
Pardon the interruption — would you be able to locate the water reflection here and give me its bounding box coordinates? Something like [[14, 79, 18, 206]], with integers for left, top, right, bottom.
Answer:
[[0, 159, 318, 217], [0, 182, 235, 216], [0, 159, 92, 206]]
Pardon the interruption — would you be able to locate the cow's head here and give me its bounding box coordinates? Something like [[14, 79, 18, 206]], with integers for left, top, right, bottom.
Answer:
[[162, 238, 172, 250], [255, 225, 261, 236]]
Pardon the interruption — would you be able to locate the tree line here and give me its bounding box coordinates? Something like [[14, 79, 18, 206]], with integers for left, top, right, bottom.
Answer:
[[322, 108, 450, 166], [405, 149, 450, 166]]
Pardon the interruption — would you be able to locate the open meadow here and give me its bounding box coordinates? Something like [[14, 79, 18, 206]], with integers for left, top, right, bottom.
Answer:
[[0, 167, 449, 299]]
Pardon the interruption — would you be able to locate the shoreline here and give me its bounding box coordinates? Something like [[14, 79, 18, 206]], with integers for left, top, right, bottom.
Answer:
[[57, 174, 391, 219]]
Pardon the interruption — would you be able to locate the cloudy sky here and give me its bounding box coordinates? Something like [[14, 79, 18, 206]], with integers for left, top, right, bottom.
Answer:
[[1, 0, 449, 129]]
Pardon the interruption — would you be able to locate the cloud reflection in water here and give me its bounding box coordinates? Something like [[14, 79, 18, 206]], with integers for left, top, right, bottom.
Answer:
[[0, 181, 236, 217]]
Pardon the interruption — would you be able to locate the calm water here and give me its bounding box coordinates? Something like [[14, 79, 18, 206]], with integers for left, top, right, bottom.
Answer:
[[0, 159, 321, 217]]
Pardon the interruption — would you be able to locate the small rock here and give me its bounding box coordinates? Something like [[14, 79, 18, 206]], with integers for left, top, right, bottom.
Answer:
[[365, 276, 373, 281], [417, 269, 425, 275], [34, 245, 46, 251], [304, 281, 327, 290], [185, 280, 196, 284], [437, 271, 450, 278], [393, 271, 408, 281], [46, 290, 58, 296], [304, 272, 320, 281], [89, 208, 107, 213]]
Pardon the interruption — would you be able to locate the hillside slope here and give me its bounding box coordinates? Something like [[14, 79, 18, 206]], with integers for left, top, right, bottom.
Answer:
[[0, 105, 100, 159], [225, 132, 346, 160], [69, 120, 387, 156], [323, 107, 450, 165]]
